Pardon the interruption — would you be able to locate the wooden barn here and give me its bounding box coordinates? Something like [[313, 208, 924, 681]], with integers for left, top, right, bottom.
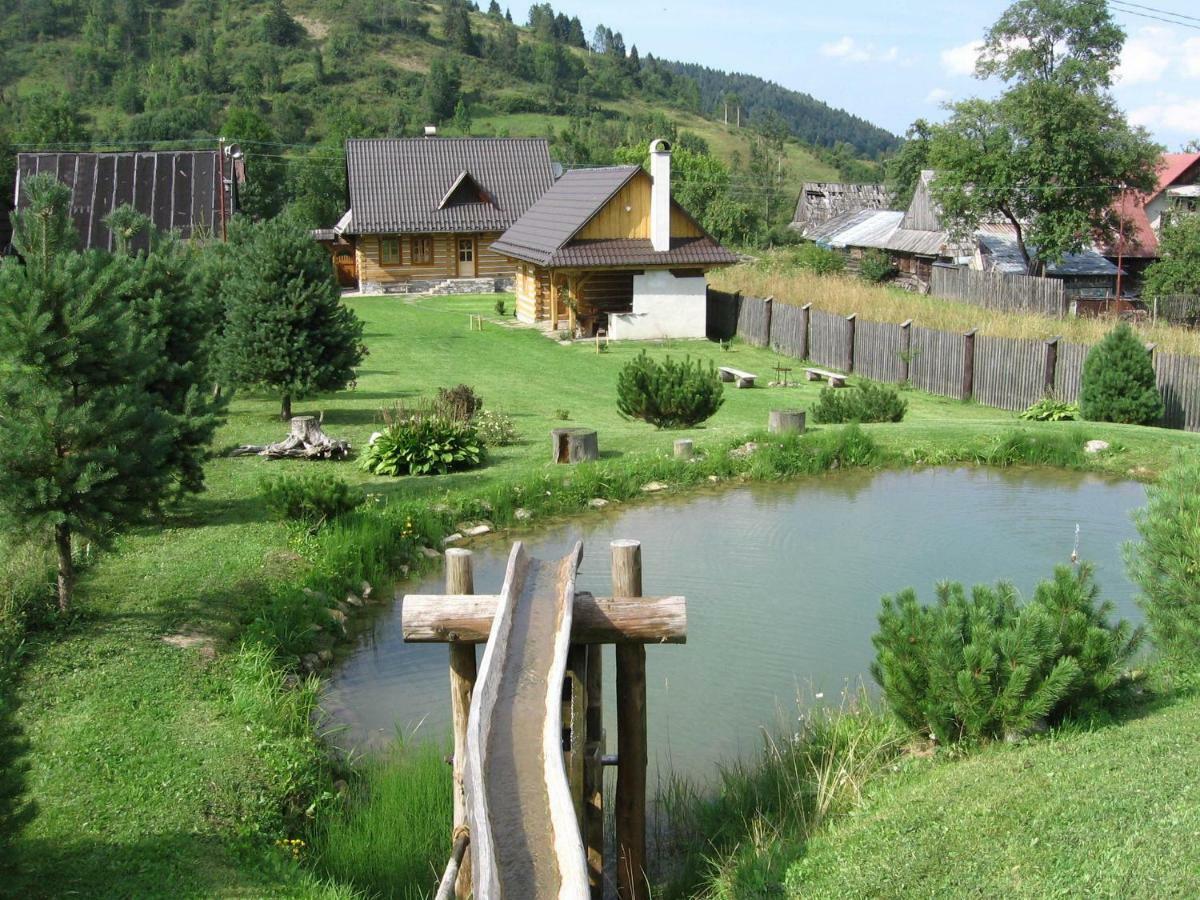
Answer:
[[14, 149, 242, 252], [490, 140, 738, 339], [790, 181, 893, 234], [335, 137, 556, 294]]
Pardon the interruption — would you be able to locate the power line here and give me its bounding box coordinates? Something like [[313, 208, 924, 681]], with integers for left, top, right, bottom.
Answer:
[[1108, 0, 1200, 26], [1108, 0, 1200, 30]]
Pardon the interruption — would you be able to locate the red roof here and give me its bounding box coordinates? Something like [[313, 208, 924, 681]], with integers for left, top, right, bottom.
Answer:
[[1109, 152, 1200, 258]]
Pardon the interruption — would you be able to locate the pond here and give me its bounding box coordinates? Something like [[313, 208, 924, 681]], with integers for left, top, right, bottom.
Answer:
[[321, 467, 1147, 778]]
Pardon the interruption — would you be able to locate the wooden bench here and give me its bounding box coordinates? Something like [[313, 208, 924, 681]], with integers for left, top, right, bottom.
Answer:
[[805, 367, 847, 387], [718, 366, 758, 388]]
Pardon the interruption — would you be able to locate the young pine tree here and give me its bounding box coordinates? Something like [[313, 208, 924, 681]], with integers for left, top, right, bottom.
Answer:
[[218, 216, 365, 420], [1079, 322, 1164, 425], [0, 177, 175, 612]]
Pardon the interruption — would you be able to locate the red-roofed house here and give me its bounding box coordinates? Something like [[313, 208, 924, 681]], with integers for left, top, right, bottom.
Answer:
[[1107, 152, 1200, 290]]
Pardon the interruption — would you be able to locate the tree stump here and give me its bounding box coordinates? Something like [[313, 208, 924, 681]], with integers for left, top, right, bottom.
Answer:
[[231, 416, 352, 460], [673, 439, 694, 459], [551, 428, 599, 464], [768, 410, 806, 435]]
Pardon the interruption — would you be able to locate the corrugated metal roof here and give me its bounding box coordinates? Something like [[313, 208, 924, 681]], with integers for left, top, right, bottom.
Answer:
[[547, 237, 738, 268], [828, 210, 904, 249], [977, 232, 1118, 276], [15, 150, 234, 252], [805, 208, 877, 243], [344, 137, 555, 235]]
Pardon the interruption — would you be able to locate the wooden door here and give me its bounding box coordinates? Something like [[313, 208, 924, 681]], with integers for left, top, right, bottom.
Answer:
[[457, 236, 476, 278], [332, 250, 357, 287]]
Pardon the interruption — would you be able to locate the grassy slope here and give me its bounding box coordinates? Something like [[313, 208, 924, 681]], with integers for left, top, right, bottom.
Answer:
[[790, 690, 1200, 898], [7, 293, 1200, 897]]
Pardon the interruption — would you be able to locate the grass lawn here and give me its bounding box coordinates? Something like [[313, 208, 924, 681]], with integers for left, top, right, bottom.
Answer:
[[5, 293, 1200, 898]]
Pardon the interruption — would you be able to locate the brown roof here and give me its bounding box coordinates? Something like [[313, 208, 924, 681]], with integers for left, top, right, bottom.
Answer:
[[343, 137, 555, 235], [16, 150, 236, 252], [491, 165, 736, 268]]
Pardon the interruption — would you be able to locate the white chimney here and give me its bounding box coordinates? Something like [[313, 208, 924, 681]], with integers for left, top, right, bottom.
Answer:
[[424, 124, 438, 137], [649, 138, 671, 252]]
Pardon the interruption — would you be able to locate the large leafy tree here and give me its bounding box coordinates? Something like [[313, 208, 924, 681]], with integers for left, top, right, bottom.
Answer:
[[217, 216, 365, 421], [929, 0, 1161, 274], [0, 178, 181, 612]]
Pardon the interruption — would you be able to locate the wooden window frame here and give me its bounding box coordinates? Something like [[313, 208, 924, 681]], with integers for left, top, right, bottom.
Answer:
[[411, 235, 434, 265], [380, 236, 401, 265]]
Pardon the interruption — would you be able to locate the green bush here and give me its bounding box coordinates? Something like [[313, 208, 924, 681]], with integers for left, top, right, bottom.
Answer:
[[259, 472, 363, 524], [794, 243, 846, 275], [871, 564, 1142, 744], [1127, 458, 1200, 664], [616, 351, 725, 429], [858, 249, 896, 283], [434, 384, 482, 422], [360, 417, 484, 477], [811, 380, 907, 424], [1019, 396, 1079, 421], [1079, 323, 1164, 425], [474, 409, 518, 446]]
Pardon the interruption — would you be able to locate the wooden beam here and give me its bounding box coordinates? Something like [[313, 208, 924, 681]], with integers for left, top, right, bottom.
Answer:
[[403, 593, 687, 644], [445, 549, 477, 900], [613, 539, 648, 900]]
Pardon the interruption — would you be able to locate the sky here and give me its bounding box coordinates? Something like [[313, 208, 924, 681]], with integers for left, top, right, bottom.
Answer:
[[550, 0, 1200, 151]]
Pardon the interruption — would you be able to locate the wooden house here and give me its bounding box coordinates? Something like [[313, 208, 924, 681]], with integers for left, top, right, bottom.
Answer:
[[336, 137, 556, 294], [490, 140, 738, 339], [14, 149, 241, 252], [790, 182, 893, 234], [1106, 152, 1200, 290]]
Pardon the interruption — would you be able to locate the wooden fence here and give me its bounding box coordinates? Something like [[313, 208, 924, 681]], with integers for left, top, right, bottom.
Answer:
[[714, 292, 1200, 432], [1150, 295, 1200, 328], [932, 265, 1067, 318]]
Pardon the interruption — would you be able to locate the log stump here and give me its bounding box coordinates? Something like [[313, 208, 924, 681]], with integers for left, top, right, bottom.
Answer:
[[768, 409, 806, 435], [231, 416, 352, 460], [552, 428, 599, 464], [673, 439, 694, 459]]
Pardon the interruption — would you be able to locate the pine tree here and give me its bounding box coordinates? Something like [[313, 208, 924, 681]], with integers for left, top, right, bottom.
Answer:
[[441, 0, 477, 56], [217, 216, 365, 421], [0, 176, 178, 612], [1079, 323, 1164, 425]]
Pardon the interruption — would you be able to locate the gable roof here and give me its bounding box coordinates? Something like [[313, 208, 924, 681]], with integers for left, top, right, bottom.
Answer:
[[1109, 152, 1200, 259], [817, 210, 904, 249], [791, 182, 893, 231], [490, 165, 738, 268], [343, 137, 554, 235], [977, 230, 1118, 277], [15, 150, 236, 252]]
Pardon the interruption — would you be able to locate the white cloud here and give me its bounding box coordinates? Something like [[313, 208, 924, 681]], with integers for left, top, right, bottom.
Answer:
[[819, 35, 903, 65], [941, 40, 983, 77], [925, 87, 952, 105], [1117, 27, 1173, 85], [1129, 97, 1200, 133]]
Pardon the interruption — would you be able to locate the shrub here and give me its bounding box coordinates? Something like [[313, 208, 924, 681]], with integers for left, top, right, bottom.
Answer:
[[871, 564, 1141, 744], [616, 351, 725, 429], [474, 409, 518, 446], [858, 250, 896, 284], [434, 384, 482, 422], [259, 472, 363, 524], [494, 298, 506, 317], [794, 243, 845, 276], [1079, 323, 1164, 425], [360, 417, 484, 477], [811, 380, 906, 424], [1127, 458, 1200, 663], [1020, 396, 1079, 421]]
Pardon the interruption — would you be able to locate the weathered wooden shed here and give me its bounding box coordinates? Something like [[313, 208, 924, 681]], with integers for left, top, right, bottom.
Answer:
[[790, 182, 893, 233]]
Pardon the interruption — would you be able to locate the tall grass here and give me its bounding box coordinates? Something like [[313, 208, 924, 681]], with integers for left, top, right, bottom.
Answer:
[[712, 258, 1200, 356], [309, 742, 454, 900]]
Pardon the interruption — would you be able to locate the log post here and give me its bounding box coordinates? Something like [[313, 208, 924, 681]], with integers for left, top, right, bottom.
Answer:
[[613, 539, 647, 900], [552, 428, 599, 464], [1044, 336, 1060, 395], [899, 319, 913, 384], [768, 409, 806, 434], [845, 313, 857, 373], [800, 303, 812, 361], [446, 548, 477, 900], [584, 644, 604, 899], [962, 328, 977, 400], [673, 439, 694, 459], [763, 296, 774, 347]]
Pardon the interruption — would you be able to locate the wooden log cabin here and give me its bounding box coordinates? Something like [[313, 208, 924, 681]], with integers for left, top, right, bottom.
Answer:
[[491, 140, 738, 339], [333, 137, 555, 294]]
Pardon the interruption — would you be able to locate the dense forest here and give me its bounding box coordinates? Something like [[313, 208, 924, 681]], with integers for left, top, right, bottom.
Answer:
[[0, 0, 896, 239]]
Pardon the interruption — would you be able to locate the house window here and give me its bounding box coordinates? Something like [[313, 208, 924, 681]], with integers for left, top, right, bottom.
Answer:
[[380, 237, 401, 265], [411, 236, 434, 265], [458, 238, 474, 263]]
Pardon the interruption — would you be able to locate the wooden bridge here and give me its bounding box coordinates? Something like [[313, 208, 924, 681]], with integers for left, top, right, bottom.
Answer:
[[404, 539, 686, 899]]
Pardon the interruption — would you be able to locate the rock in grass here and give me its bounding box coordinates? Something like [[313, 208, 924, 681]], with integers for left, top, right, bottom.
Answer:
[[443, 532, 464, 546], [420, 546, 442, 558], [641, 481, 668, 493], [588, 498, 609, 508], [514, 508, 532, 521], [344, 593, 364, 608], [465, 524, 492, 537], [361, 580, 373, 599], [1085, 439, 1110, 454]]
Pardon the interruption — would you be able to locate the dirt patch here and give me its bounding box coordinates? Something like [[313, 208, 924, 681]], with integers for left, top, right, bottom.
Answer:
[[384, 52, 431, 74], [162, 630, 217, 661], [294, 14, 329, 40]]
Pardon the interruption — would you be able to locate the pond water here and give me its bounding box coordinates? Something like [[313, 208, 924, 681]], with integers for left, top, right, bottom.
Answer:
[[321, 467, 1147, 778]]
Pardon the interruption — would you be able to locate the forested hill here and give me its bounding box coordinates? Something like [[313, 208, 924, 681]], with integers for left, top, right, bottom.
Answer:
[[662, 62, 899, 160], [0, 0, 895, 237]]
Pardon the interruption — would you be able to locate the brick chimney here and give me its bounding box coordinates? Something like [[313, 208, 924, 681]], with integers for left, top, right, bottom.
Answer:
[[649, 138, 671, 253]]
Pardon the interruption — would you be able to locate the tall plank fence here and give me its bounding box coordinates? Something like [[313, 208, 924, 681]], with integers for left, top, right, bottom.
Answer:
[[709, 289, 1200, 432], [931, 265, 1068, 318]]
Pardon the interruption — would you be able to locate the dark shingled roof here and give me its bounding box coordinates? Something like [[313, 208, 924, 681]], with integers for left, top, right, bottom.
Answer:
[[343, 137, 555, 235], [491, 166, 737, 268], [16, 150, 236, 252]]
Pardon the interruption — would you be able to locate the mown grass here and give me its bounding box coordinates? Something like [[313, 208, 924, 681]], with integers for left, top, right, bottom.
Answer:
[[3, 292, 1200, 898], [712, 256, 1200, 356]]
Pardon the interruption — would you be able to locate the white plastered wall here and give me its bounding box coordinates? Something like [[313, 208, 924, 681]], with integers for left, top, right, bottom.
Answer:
[[608, 270, 707, 340]]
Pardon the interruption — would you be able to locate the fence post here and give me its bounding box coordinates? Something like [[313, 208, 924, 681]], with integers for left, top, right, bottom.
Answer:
[[1145, 342, 1157, 365], [445, 548, 477, 900], [1044, 336, 1060, 395], [763, 296, 774, 348], [899, 319, 913, 384], [846, 313, 857, 373], [962, 328, 977, 400], [800, 303, 812, 361], [613, 540, 647, 900]]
